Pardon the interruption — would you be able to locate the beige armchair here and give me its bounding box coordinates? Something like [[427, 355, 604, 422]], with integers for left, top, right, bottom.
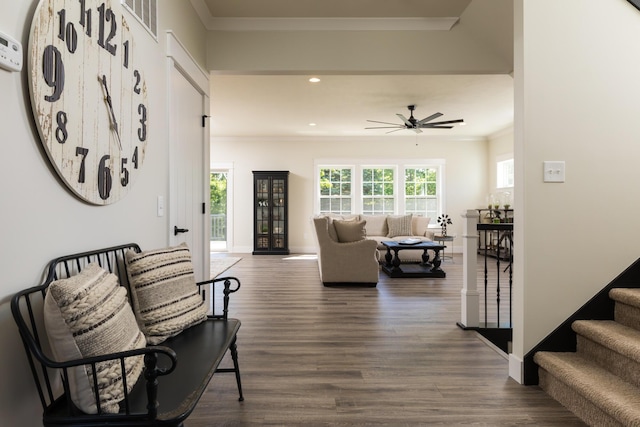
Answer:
[[312, 216, 379, 287]]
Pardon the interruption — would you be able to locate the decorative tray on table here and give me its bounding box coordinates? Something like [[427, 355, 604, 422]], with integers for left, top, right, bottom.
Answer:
[[398, 238, 422, 245]]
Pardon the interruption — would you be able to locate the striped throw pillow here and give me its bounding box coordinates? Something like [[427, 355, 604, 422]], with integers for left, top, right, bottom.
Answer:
[[125, 243, 208, 345], [44, 263, 146, 414], [387, 214, 414, 237]]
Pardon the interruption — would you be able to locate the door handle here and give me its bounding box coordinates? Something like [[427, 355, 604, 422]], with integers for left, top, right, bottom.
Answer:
[[174, 226, 189, 236]]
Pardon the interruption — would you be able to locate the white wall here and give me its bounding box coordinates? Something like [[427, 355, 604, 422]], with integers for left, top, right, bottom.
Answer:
[[211, 135, 488, 253], [511, 0, 640, 379], [0, 1, 206, 424]]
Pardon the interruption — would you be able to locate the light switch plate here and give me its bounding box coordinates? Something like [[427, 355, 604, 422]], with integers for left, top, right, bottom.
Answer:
[[543, 161, 565, 183], [157, 196, 164, 216]]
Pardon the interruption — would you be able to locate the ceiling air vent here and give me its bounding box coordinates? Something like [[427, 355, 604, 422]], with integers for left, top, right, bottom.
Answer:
[[122, 0, 158, 39]]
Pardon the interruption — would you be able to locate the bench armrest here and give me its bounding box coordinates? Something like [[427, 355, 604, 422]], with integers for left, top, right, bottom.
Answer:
[[196, 276, 241, 319]]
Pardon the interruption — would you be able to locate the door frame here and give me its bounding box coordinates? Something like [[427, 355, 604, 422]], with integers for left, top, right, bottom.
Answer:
[[166, 31, 210, 280], [211, 163, 234, 252]]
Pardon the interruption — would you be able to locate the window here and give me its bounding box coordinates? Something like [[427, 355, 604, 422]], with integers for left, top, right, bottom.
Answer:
[[319, 167, 353, 214], [362, 167, 395, 215], [123, 0, 158, 38], [497, 157, 514, 189], [316, 159, 444, 219], [404, 167, 438, 219]]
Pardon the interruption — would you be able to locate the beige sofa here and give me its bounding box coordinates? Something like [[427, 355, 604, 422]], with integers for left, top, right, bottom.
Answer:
[[325, 214, 434, 263], [312, 216, 379, 286], [312, 214, 436, 286]]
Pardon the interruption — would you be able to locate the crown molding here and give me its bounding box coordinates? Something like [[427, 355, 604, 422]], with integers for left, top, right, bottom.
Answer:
[[190, 1, 459, 32], [207, 17, 459, 32], [211, 135, 486, 144]]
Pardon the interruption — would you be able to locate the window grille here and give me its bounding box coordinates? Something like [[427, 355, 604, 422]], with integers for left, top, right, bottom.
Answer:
[[123, 0, 158, 38]]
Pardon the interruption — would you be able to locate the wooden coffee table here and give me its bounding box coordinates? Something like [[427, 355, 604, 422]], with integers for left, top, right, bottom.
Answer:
[[381, 241, 446, 278]]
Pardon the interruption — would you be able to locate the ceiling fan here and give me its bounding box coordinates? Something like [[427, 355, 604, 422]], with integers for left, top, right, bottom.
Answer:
[[366, 105, 464, 134]]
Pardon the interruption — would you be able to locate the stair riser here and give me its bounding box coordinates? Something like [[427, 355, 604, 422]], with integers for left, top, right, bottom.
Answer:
[[538, 368, 624, 427], [577, 336, 640, 389], [615, 302, 640, 331]]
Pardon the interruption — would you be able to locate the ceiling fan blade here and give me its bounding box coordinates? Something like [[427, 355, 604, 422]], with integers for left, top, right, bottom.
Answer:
[[367, 120, 403, 126], [386, 128, 407, 134], [396, 114, 413, 127], [413, 127, 423, 134], [416, 112, 443, 125], [424, 125, 454, 129], [421, 119, 465, 127], [365, 126, 404, 129]]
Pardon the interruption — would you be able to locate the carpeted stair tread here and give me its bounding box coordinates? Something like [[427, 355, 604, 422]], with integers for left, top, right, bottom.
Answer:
[[572, 320, 640, 363], [534, 351, 640, 425], [610, 288, 640, 309]]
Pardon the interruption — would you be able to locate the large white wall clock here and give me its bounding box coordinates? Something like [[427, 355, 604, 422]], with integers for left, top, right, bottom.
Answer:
[[29, 0, 148, 205]]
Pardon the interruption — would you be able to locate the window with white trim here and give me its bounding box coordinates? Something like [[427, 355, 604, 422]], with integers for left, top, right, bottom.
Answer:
[[497, 157, 514, 189], [404, 167, 438, 219], [122, 0, 158, 38], [319, 167, 353, 215], [316, 160, 444, 219], [362, 167, 395, 215]]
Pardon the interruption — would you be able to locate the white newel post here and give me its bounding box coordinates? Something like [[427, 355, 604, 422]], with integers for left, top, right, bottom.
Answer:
[[458, 209, 480, 329]]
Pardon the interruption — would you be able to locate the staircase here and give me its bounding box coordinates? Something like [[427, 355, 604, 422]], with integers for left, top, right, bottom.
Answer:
[[535, 288, 640, 426]]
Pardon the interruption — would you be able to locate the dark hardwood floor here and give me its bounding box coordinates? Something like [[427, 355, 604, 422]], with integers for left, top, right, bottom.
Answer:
[[190, 253, 585, 426]]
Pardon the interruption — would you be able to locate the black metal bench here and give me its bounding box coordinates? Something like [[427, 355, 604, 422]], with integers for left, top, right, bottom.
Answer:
[[11, 243, 243, 426]]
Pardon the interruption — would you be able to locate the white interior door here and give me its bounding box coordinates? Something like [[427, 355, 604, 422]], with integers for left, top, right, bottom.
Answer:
[[169, 63, 208, 281]]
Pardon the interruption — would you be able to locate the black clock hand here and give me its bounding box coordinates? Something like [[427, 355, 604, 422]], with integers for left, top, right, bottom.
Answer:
[[100, 74, 122, 150]]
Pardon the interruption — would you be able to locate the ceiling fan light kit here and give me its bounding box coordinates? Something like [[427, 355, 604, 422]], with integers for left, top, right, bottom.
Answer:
[[366, 105, 464, 134]]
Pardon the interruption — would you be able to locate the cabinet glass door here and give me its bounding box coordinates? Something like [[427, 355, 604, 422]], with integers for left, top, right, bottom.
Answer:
[[256, 178, 270, 250], [272, 178, 285, 250]]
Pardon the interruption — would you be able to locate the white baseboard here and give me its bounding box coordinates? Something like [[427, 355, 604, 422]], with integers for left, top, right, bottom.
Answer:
[[509, 354, 524, 384]]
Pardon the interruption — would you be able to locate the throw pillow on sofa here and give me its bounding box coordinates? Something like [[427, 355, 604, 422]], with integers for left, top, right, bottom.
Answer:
[[125, 243, 208, 345], [43, 263, 146, 414], [387, 214, 413, 237], [412, 216, 431, 237], [361, 214, 388, 236], [333, 219, 367, 242]]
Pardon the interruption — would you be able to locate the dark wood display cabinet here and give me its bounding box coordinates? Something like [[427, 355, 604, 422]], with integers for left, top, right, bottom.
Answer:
[[253, 171, 289, 255]]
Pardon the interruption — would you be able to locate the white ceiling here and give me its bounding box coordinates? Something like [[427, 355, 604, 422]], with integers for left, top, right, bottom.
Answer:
[[209, 74, 513, 138], [196, 0, 514, 139]]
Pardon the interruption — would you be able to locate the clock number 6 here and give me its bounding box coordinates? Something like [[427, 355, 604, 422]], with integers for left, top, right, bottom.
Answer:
[[98, 155, 112, 200]]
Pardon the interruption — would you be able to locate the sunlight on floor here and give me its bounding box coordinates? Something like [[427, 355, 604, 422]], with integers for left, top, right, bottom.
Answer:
[[283, 254, 317, 261]]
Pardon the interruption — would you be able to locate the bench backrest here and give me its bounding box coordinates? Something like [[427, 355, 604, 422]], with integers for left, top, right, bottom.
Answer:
[[11, 243, 141, 411]]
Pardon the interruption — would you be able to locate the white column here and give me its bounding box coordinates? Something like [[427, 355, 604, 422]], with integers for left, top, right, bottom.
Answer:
[[458, 209, 480, 328]]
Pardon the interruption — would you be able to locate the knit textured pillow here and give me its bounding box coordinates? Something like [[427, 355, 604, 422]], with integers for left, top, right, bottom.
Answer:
[[125, 243, 208, 345], [387, 214, 413, 237], [43, 263, 146, 414]]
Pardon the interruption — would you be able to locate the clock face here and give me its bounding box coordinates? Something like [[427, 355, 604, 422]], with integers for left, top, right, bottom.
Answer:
[[29, 0, 148, 205]]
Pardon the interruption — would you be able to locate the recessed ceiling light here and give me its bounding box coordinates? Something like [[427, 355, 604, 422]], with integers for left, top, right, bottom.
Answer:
[[309, 77, 320, 83], [309, 123, 317, 126], [459, 121, 467, 126]]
